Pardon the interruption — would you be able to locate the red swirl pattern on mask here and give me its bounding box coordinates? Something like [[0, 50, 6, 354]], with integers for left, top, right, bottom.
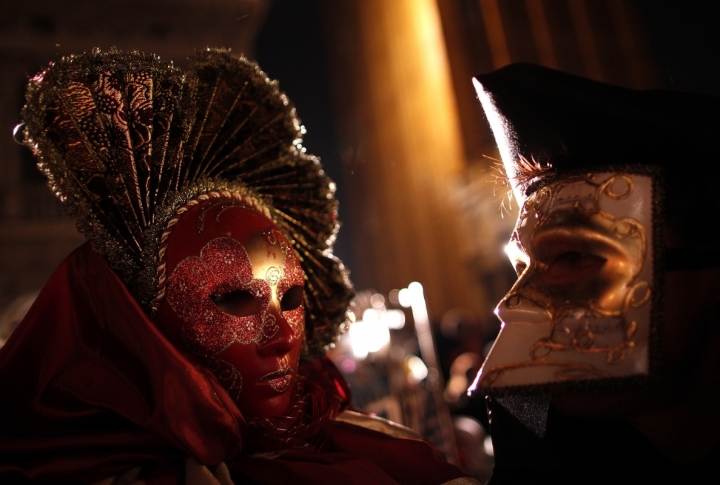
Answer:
[[167, 237, 271, 355]]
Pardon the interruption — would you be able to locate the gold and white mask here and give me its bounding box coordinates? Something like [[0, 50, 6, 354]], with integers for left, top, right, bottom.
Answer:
[[474, 172, 655, 393]]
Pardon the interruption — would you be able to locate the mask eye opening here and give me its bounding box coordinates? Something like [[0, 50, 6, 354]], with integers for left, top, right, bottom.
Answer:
[[281, 285, 304, 312], [211, 289, 261, 317]]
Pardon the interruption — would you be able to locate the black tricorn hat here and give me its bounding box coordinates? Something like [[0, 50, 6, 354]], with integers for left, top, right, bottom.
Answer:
[[473, 63, 720, 198]]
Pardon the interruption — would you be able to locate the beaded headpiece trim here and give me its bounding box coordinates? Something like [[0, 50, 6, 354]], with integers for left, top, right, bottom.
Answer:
[[21, 47, 353, 357]]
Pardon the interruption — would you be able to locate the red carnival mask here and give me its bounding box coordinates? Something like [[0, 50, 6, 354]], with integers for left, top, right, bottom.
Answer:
[[155, 197, 305, 418]]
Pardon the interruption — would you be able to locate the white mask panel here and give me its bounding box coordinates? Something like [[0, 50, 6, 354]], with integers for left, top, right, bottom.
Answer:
[[474, 172, 654, 393]]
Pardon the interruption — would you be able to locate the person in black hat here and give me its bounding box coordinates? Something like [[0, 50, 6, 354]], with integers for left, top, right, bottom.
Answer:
[[470, 63, 720, 484]]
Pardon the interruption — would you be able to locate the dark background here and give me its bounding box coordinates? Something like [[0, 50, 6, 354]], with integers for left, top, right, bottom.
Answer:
[[254, 0, 720, 271]]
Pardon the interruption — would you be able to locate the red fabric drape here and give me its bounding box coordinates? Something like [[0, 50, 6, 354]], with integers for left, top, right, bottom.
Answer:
[[233, 421, 467, 485], [0, 243, 468, 485], [0, 243, 243, 484]]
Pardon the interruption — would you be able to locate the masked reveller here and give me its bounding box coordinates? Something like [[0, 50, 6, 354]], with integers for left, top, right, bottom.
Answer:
[[0, 48, 475, 485], [471, 63, 720, 484]]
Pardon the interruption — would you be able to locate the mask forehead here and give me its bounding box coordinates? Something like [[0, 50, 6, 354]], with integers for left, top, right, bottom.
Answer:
[[243, 229, 287, 292], [474, 172, 657, 394], [163, 201, 297, 286]]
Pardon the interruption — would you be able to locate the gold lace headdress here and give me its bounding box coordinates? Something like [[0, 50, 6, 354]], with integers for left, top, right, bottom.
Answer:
[[21, 47, 353, 357]]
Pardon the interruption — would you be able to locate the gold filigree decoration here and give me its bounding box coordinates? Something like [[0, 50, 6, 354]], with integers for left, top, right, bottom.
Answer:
[[482, 174, 651, 386], [22, 48, 354, 358]]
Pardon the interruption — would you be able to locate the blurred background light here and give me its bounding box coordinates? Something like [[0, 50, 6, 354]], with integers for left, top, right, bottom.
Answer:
[[405, 355, 429, 384]]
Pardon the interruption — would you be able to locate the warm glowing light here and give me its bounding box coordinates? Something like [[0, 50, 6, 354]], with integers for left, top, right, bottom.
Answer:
[[503, 243, 513, 258], [405, 355, 428, 383], [407, 282, 429, 323], [503, 242, 526, 271], [349, 309, 391, 359], [385, 309, 406, 330], [413, 0, 447, 79], [473, 78, 521, 201], [398, 288, 412, 308], [467, 367, 482, 396], [362, 308, 379, 322], [344, 291, 408, 359]]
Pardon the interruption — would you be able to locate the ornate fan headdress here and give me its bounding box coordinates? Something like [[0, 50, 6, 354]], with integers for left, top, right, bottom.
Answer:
[[21, 47, 353, 357]]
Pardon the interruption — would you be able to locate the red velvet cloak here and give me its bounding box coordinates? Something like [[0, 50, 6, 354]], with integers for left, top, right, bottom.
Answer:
[[0, 244, 467, 484]]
